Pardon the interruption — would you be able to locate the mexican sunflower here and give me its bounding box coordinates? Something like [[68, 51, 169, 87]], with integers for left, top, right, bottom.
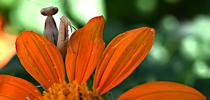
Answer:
[[0, 16, 206, 100]]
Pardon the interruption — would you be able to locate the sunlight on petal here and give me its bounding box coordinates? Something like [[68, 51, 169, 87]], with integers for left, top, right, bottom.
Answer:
[[0, 17, 16, 68]]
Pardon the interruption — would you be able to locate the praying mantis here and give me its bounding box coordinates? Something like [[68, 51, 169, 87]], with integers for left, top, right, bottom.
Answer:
[[41, 6, 73, 59]]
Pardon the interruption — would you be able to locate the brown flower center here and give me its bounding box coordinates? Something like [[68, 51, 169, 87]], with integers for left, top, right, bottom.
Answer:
[[37, 82, 103, 100]]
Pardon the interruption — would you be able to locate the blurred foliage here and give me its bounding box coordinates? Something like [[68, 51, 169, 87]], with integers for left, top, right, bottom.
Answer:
[[1, 0, 210, 99]]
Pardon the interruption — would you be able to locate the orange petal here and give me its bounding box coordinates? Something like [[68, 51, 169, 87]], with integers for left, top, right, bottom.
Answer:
[[93, 27, 155, 95], [66, 16, 105, 84], [0, 75, 41, 100], [0, 16, 16, 69], [118, 81, 206, 100], [16, 31, 65, 88], [0, 32, 16, 69]]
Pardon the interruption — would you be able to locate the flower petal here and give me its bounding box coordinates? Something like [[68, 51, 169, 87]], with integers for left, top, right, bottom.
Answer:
[[66, 16, 105, 84], [0, 16, 16, 68], [118, 81, 206, 100], [16, 31, 65, 88], [93, 27, 155, 94], [0, 75, 41, 100]]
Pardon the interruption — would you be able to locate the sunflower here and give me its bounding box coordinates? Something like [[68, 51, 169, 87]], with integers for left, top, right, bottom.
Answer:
[[0, 16, 206, 100]]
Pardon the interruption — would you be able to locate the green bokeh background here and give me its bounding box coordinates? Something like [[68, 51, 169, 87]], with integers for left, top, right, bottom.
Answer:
[[1, 0, 210, 99]]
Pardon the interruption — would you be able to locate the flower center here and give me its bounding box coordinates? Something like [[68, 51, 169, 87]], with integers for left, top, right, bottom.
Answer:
[[37, 82, 103, 100]]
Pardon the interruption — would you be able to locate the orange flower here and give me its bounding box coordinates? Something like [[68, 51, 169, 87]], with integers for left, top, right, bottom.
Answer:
[[0, 16, 16, 68], [0, 16, 206, 100]]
